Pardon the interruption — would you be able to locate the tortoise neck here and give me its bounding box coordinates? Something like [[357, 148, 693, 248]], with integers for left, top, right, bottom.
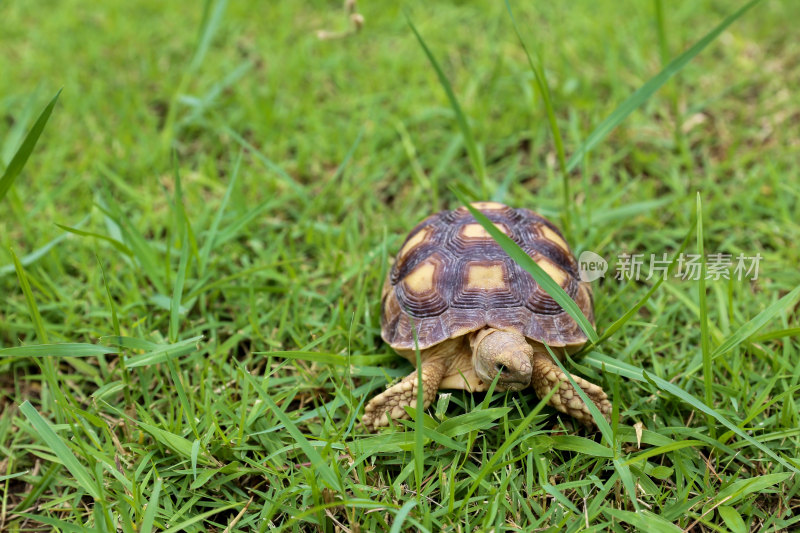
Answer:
[[469, 327, 498, 356]]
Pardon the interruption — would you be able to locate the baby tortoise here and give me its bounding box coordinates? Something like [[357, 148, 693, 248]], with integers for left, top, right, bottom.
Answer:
[[363, 202, 611, 430]]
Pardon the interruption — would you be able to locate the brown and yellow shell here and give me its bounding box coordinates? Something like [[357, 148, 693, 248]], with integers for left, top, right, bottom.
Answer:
[[381, 202, 594, 351]]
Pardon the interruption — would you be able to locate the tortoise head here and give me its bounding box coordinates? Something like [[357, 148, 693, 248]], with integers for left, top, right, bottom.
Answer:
[[471, 329, 533, 391]]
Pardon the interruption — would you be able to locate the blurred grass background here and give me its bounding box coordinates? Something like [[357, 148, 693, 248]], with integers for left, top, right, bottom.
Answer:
[[1, 0, 799, 531]]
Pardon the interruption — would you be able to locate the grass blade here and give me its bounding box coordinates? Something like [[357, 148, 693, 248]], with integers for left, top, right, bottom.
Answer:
[[16, 514, 90, 533], [413, 326, 424, 499], [620, 439, 704, 467], [584, 351, 800, 474], [504, 0, 571, 234], [199, 150, 241, 277], [750, 327, 800, 342], [121, 335, 203, 368], [714, 472, 791, 506], [189, 0, 228, 72], [0, 90, 61, 202], [612, 458, 641, 512], [19, 400, 101, 500], [55, 223, 133, 256], [240, 364, 343, 492], [95, 199, 167, 295], [435, 408, 511, 438], [96, 255, 121, 337], [139, 478, 162, 533], [697, 194, 714, 435], [550, 435, 613, 457], [10, 247, 49, 342], [455, 192, 597, 341], [10, 248, 70, 414], [0, 343, 117, 358], [654, 0, 684, 150], [685, 283, 800, 377], [134, 419, 211, 465], [256, 350, 395, 367], [458, 385, 557, 513], [389, 499, 418, 533], [160, 0, 228, 150], [565, 0, 763, 172], [406, 15, 487, 197], [223, 126, 305, 195], [160, 501, 242, 533], [0, 220, 84, 277], [604, 508, 682, 533], [169, 225, 191, 343]]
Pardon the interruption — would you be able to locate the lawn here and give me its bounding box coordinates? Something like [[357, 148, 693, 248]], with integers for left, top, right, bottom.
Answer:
[[1, 0, 799, 531]]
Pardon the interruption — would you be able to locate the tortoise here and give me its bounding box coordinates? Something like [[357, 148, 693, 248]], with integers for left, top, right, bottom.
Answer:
[[362, 202, 611, 430]]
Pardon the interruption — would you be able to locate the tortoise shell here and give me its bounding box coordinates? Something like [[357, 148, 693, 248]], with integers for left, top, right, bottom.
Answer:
[[381, 202, 594, 351]]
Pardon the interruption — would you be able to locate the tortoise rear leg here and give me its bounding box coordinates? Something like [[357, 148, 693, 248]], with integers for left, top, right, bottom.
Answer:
[[362, 358, 447, 431], [530, 352, 611, 426]]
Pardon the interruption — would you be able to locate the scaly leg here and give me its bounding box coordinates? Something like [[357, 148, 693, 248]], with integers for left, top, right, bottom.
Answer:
[[362, 358, 447, 431], [530, 352, 611, 426]]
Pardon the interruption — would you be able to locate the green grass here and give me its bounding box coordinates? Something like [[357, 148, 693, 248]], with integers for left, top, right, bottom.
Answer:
[[2, 0, 800, 531]]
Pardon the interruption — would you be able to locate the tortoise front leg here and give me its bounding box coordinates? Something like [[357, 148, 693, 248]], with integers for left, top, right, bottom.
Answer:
[[362, 358, 447, 431], [530, 352, 612, 426]]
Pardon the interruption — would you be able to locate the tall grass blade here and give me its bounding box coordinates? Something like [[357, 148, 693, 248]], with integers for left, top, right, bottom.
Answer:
[[10, 248, 48, 342], [190, 0, 228, 72], [406, 15, 487, 197], [654, 0, 684, 150], [169, 224, 191, 343], [697, 194, 714, 435], [95, 199, 167, 295], [96, 255, 121, 337], [0, 90, 61, 202], [413, 325, 424, 499], [199, 150, 241, 277], [565, 0, 763, 172], [504, 0, 571, 234], [10, 248, 70, 414], [160, 0, 228, 150], [455, 191, 597, 341]]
